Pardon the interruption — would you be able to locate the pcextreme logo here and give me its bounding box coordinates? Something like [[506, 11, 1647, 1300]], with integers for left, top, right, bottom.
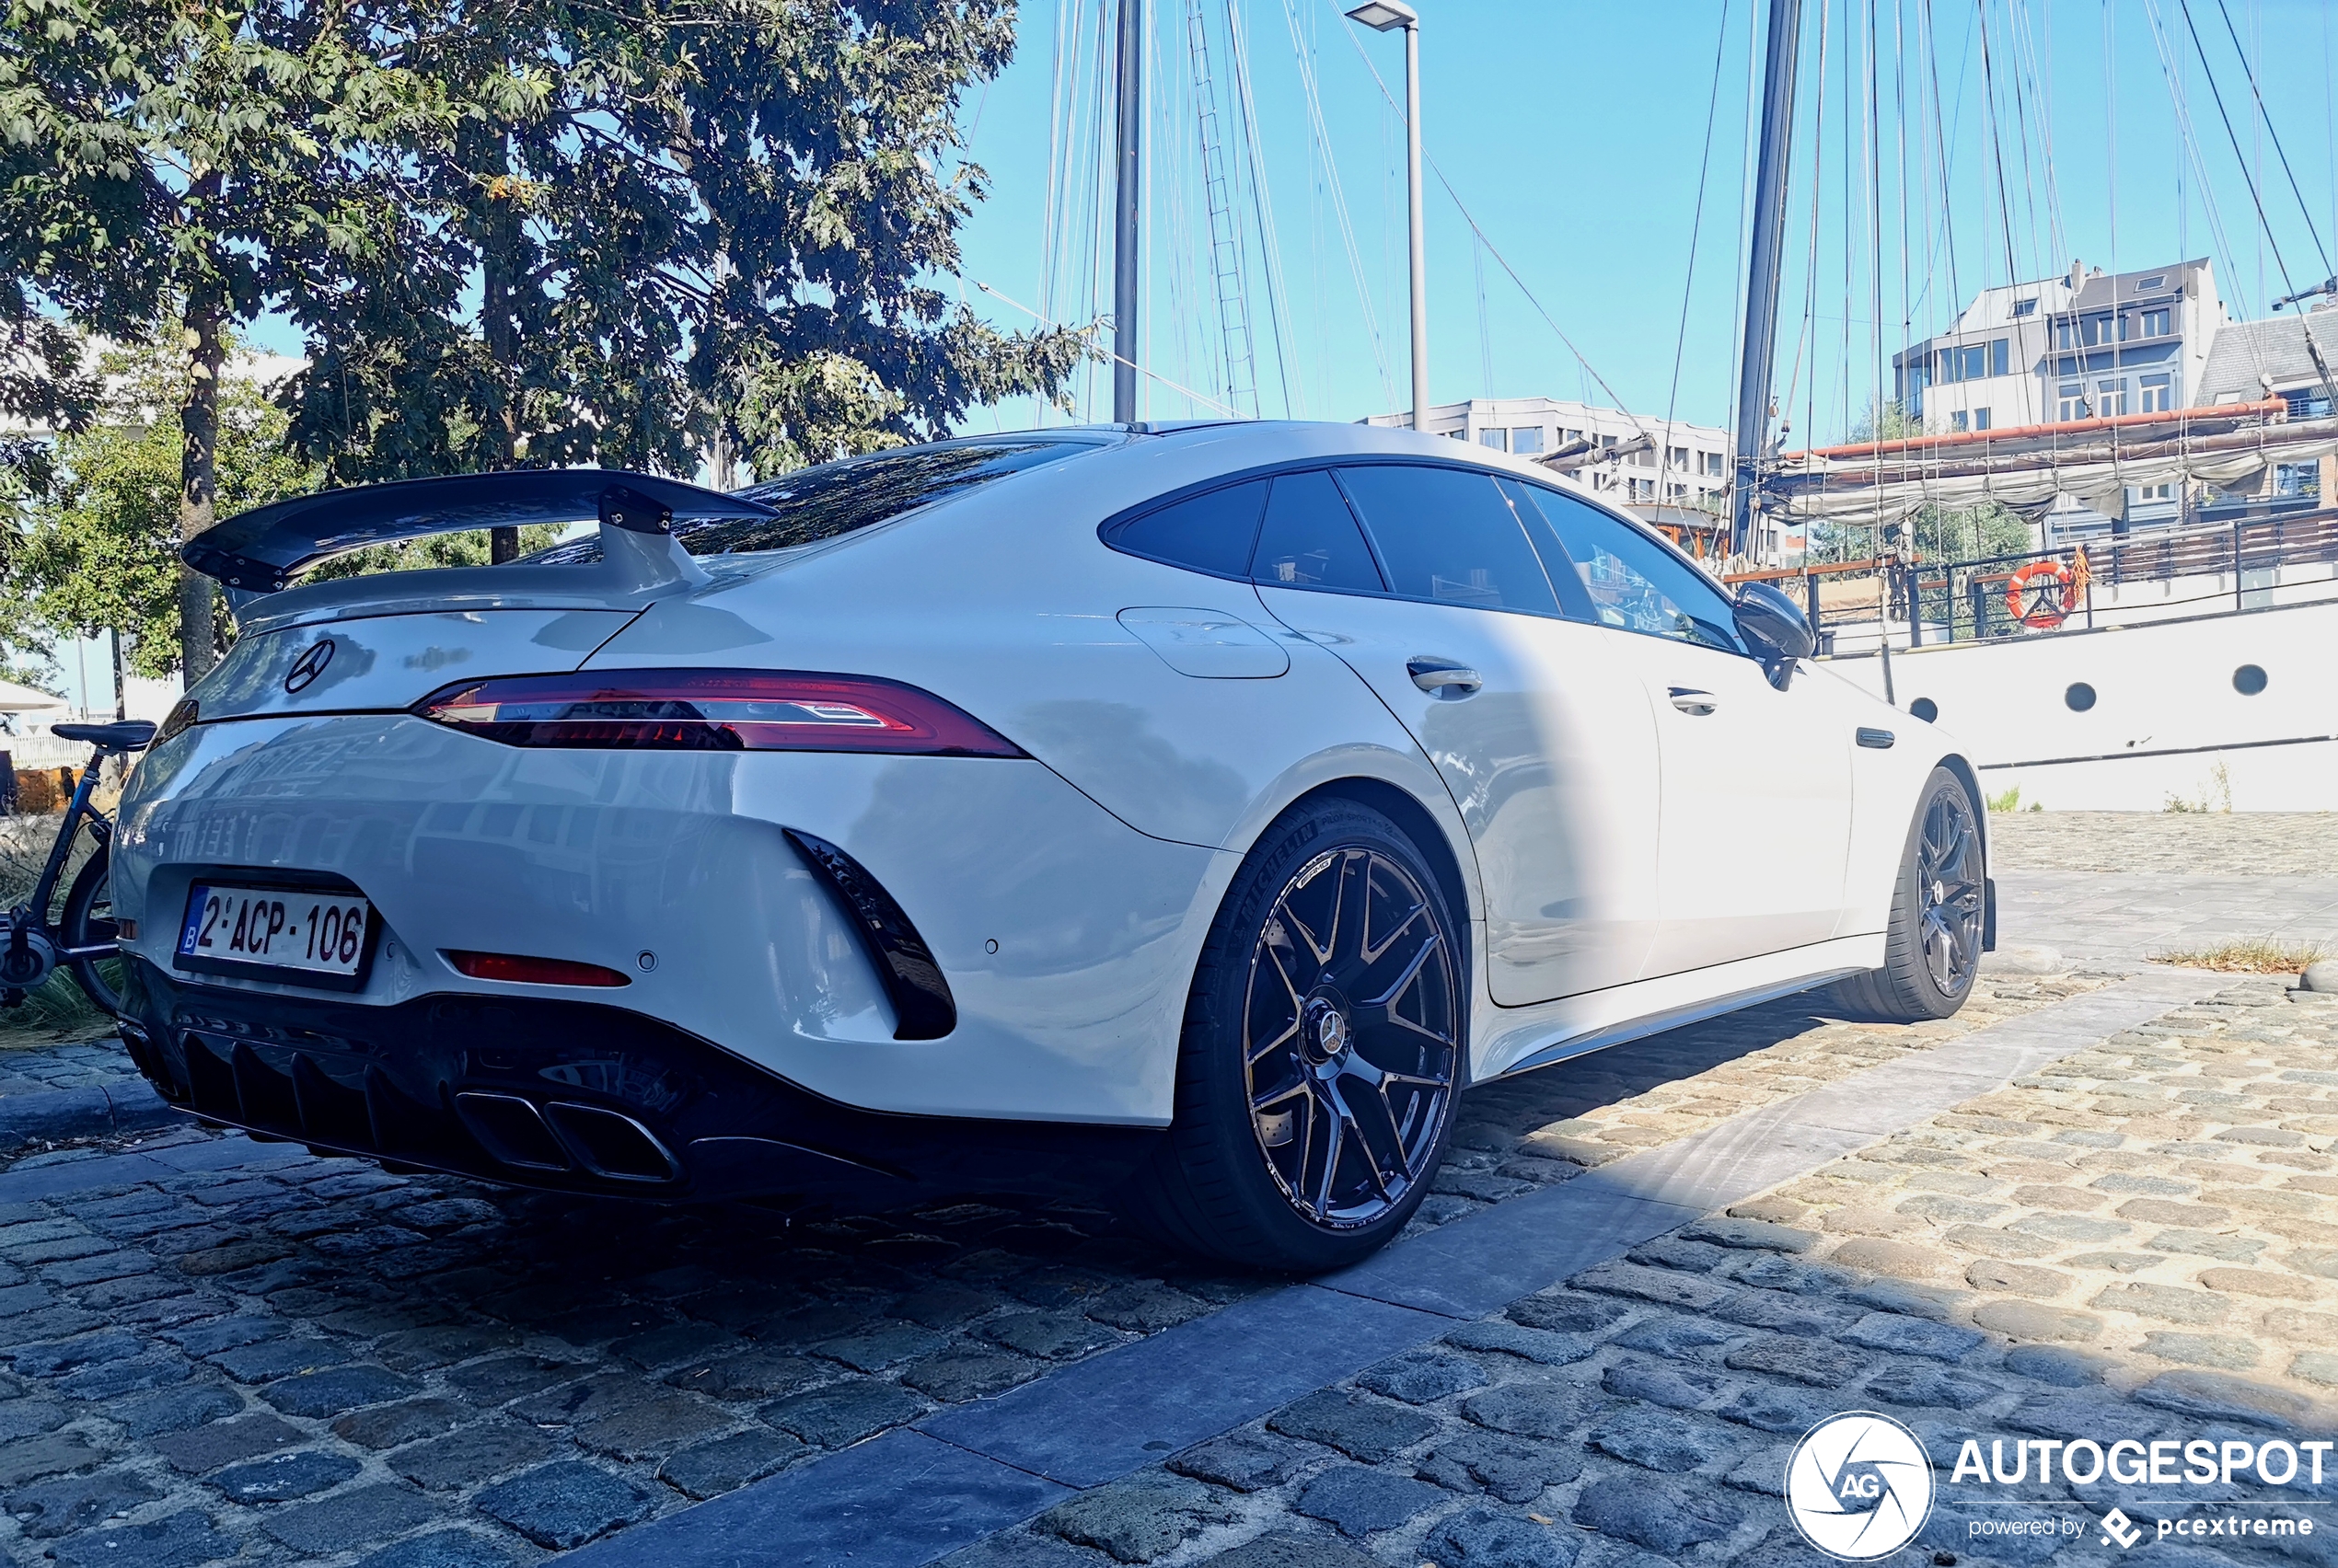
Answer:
[[1785, 1412, 1936, 1561]]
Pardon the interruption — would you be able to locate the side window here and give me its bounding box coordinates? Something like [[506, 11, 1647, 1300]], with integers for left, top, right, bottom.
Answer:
[[1493, 478, 1596, 621], [1104, 478, 1268, 578], [1334, 466, 1559, 615], [1510, 484, 1745, 654], [1251, 471, 1385, 593]]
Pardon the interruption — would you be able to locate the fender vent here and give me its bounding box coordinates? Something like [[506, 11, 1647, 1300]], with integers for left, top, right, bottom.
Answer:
[[783, 829, 957, 1041]]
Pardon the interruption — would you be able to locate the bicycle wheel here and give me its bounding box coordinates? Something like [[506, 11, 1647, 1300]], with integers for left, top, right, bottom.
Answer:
[[60, 847, 125, 1018]]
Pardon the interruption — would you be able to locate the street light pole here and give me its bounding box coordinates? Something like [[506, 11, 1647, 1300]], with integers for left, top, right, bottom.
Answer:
[[1348, 0, 1426, 432], [1111, 0, 1142, 425]]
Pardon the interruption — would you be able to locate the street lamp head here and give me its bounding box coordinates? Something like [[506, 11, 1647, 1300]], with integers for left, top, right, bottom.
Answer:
[[1345, 0, 1417, 31]]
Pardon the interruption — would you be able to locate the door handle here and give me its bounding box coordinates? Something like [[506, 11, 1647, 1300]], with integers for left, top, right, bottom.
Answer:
[[1669, 686, 1718, 716], [1407, 659, 1483, 697]]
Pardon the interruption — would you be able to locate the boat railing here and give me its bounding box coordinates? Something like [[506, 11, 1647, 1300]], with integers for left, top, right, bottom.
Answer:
[[1726, 511, 2338, 650]]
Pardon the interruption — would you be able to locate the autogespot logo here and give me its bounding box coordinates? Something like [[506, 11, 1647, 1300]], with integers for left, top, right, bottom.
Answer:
[[1785, 1412, 1937, 1561]]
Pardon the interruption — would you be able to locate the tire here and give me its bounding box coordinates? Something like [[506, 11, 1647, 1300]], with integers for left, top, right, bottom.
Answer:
[[59, 847, 125, 1019], [1830, 767, 1985, 1023], [1117, 796, 1465, 1271]]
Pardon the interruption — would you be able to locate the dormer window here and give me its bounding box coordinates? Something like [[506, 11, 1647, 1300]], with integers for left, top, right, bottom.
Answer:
[[2013, 298, 2038, 317], [2138, 275, 2166, 290]]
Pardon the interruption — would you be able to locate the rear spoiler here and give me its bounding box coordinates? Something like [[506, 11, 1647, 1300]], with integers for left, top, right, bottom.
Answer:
[[181, 469, 779, 594]]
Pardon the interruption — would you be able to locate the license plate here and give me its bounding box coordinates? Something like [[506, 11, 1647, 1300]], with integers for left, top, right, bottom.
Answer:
[[176, 883, 376, 987]]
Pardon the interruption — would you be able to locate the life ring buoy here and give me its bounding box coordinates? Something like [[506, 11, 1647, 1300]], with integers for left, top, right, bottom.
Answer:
[[2005, 559, 2074, 629]]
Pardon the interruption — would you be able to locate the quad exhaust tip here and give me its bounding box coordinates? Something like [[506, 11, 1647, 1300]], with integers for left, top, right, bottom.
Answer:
[[453, 1092, 681, 1183]]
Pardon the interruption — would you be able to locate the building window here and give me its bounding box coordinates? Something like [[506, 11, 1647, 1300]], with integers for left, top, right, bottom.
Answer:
[[2056, 319, 2076, 351], [1666, 482, 1687, 501], [2139, 274, 2166, 290], [1973, 409, 1992, 431], [2058, 383, 2086, 421], [2140, 307, 2170, 337], [1512, 427, 1545, 455], [2013, 297, 2038, 317], [2140, 374, 2172, 413], [2082, 314, 2114, 347], [2097, 379, 2128, 416], [1950, 410, 1969, 432], [2141, 483, 2173, 502], [2275, 463, 2321, 499], [1704, 451, 1726, 477], [1627, 477, 1654, 502], [1478, 428, 1508, 450], [1667, 444, 1688, 469], [1991, 338, 2009, 376]]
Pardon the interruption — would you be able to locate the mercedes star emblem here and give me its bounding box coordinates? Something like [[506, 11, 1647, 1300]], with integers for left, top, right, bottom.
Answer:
[[284, 638, 336, 694]]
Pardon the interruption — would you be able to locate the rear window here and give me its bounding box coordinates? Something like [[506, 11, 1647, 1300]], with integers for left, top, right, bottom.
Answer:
[[525, 439, 1096, 564]]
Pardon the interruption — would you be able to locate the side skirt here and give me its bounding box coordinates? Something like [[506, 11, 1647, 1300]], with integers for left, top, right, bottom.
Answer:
[[1473, 933, 1887, 1083]]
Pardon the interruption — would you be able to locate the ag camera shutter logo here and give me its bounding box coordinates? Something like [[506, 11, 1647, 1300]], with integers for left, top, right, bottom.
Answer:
[[1785, 1411, 1936, 1561]]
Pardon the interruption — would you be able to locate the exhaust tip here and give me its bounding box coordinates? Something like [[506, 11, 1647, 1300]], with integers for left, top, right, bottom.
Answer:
[[542, 1101, 681, 1183]]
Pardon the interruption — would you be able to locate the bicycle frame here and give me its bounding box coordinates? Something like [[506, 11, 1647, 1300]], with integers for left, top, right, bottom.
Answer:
[[13, 759, 118, 964]]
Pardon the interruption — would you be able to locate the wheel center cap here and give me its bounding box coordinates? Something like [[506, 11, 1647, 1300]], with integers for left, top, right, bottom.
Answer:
[[1301, 995, 1348, 1067]]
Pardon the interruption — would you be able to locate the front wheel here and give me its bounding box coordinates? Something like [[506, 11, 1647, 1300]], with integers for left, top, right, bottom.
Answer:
[[1830, 767, 1985, 1022], [1118, 797, 1464, 1271], [60, 847, 125, 1018]]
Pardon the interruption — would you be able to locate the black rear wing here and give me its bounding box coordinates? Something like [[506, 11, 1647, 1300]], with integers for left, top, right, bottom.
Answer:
[[181, 469, 777, 594]]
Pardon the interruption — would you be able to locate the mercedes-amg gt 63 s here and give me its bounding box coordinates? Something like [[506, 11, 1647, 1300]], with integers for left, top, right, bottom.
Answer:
[[112, 421, 1991, 1269]]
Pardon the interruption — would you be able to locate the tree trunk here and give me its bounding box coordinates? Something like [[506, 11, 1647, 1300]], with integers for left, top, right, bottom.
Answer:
[[179, 274, 225, 681], [482, 129, 523, 565]]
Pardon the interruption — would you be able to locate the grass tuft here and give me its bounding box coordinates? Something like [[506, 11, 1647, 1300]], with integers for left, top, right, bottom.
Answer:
[[2152, 938, 2330, 974]]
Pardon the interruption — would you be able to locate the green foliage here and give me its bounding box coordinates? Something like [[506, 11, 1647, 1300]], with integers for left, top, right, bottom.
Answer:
[[1985, 785, 2023, 813], [11, 339, 310, 675], [304, 524, 569, 582], [1845, 397, 1922, 444], [1808, 500, 2034, 567], [287, 0, 1090, 486]]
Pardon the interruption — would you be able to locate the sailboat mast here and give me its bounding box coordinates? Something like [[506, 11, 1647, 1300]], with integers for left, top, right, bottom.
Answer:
[[1731, 0, 1803, 558], [1113, 0, 1143, 423]]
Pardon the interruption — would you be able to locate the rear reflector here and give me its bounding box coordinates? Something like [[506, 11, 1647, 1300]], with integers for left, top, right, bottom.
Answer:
[[446, 951, 631, 987], [413, 669, 1024, 757]]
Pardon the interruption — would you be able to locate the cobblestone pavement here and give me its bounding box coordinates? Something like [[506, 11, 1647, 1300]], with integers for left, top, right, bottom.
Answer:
[[947, 979, 2338, 1568], [0, 973, 2117, 1568], [1988, 812, 2338, 878], [0, 1044, 138, 1100], [1989, 814, 2338, 966], [0, 813, 2319, 1567]]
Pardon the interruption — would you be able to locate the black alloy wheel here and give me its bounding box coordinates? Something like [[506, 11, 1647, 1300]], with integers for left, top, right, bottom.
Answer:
[[1831, 767, 1985, 1022], [1914, 783, 1985, 995], [1118, 796, 1464, 1270], [1243, 846, 1457, 1229]]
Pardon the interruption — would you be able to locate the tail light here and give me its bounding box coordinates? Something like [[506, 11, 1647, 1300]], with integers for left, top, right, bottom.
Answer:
[[446, 951, 631, 986], [412, 669, 1024, 757]]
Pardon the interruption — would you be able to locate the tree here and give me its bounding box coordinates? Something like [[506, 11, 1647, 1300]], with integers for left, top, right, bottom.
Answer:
[[283, 0, 1089, 523], [12, 337, 312, 676], [2, 0, 447, 677]]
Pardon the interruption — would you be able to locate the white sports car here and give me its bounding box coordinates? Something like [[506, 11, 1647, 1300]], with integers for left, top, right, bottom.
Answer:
[[112, 421, 1990, 1269]]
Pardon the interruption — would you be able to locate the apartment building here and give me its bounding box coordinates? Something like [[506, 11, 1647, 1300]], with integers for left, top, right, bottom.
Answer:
[[1360, 397, 1732, 513], [1892, 258, 2227, 438]]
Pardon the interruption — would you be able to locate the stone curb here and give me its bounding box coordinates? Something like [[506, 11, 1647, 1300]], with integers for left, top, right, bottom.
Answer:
[[0, 1076, 178, 1150]]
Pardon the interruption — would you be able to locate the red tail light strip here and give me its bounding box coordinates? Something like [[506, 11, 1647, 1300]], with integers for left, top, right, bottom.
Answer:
[[446, 951, 631, 987], [412, 669, 1024, 757]]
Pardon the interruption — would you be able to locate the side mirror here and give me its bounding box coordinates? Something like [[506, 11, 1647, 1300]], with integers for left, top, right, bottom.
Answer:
[[1733, 581, 1815, 688]]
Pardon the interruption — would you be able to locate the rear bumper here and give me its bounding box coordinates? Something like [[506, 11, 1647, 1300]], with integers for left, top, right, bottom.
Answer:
[[121, 958, 1162, 1202], [110, 713, 1226, 1124]]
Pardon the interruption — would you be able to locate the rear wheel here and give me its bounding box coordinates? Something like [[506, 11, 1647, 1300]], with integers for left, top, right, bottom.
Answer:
[[1830, 767, 1984, 1022], [1119, 797, 1464, 1271], [60, 847, 124, 1018]]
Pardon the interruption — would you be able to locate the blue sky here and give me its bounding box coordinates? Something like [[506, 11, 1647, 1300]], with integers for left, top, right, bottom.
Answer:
[[950, 0, 2338, 442]]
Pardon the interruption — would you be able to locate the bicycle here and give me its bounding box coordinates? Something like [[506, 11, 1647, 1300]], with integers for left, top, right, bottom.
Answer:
[[1, 719, 156, 1016]]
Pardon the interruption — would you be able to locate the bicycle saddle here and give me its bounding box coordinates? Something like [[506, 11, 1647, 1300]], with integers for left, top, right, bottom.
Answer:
[[51, 720, 157, 751]]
